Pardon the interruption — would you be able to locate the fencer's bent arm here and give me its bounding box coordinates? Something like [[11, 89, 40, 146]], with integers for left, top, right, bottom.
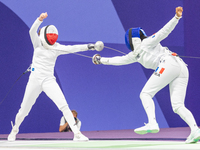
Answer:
[[145, 15, 181, 47], [29, 19, 42, 49], [101, 52, 136, 65]]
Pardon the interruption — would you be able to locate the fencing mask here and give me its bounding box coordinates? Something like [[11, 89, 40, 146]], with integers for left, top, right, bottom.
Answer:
[[40, 25, 58, 49], [125, 27, 147, 51]]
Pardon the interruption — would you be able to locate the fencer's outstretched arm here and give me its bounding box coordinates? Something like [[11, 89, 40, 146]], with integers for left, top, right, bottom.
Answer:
[[56, 41, 104, 55], [55, 43, 89, 54], [29, 12, 48, 49], [93, 52, 136, 65], [143, 6, 183, 48]]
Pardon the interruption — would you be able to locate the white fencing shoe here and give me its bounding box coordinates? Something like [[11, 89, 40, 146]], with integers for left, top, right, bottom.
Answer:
[[7, 122, 19, 142], [134, 123, 159, 135], [185, 128, 200, 144], [73, 132, 89, 141]]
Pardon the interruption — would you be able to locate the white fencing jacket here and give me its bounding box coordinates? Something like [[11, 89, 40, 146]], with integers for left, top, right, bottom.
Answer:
[[101, 15, 181, 70]]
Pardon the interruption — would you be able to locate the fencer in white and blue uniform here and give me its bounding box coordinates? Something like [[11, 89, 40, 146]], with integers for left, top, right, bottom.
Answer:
[[7, 12, 104, 142], [92, 7, 200, 144]]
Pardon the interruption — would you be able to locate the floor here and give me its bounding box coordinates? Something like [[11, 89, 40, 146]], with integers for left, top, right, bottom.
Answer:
[[0, 127, 199, 150]]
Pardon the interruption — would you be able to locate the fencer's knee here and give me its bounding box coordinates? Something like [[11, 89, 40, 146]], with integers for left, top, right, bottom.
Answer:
[[17, 108, 30, 119], [16, 112, 27, 123], [172, 104, 184, 113], [140, 92, 152, 100], [60, 104, 70, 112]]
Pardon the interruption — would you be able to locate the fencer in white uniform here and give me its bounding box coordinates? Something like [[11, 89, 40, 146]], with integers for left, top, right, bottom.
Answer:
[[7, 12, 104, 142], [92, 7, 200, 144]]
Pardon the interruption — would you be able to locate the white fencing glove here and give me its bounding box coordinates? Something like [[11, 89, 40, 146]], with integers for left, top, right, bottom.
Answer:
[[92, 54, 102, 64], [88, 41, 104, 51]]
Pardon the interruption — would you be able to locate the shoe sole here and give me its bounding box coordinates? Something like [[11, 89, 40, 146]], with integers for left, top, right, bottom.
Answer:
[[134, 129, 159, 135], [185, 131, 200, 144], [73, 139, 89, 142], [187, 135, 200, 144], [193, 136, 200, 143]]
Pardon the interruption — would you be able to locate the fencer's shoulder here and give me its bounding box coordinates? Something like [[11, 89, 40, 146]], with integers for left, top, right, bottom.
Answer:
[[141, 35, 158, 47], [54, 42, 68, 47], [127, 51, 137, 57], [51, 42, 61, 48], [54, 42, 60, 46], [141, 37, 150, 46]]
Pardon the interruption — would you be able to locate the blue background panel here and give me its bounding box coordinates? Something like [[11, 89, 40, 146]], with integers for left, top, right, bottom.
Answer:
[[0, 0, 125, 44]]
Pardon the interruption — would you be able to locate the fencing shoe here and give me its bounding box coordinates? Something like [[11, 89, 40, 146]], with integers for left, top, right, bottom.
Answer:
[[73, 132, 89, 141], [185, 128, 200, 144], [8, 122, 19, 142], [134, 123, 160, 135]]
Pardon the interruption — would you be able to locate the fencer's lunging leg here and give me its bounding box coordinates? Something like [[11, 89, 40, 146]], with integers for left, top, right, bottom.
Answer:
[[174, 106, 200, 143], [60, 105, 89, 141], [169, 65, 198, 132], [134, 56, 181, 135], [42, 78, 79, 134], [134, 92, 159, 134], [169, 64, 200, 143], [15, 80, 42, 129], [61, 106, 89, 141], [140, 92, 156, 124], [60, 105, 79, 134], [43, 78, 89, 141], [175, 106, 198, 132], [8, 77, 42, 141]]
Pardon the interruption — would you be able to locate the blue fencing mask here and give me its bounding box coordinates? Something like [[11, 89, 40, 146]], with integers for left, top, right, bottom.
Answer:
[[125, 27, 147, 51]]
